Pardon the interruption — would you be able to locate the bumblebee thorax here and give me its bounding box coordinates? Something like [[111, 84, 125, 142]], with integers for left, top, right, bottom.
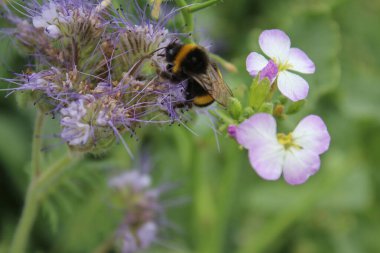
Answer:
[[166, 43, 209, 74]]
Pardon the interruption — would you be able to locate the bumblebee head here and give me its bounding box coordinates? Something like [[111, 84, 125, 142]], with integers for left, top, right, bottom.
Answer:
[[165, 42, 182, 62]]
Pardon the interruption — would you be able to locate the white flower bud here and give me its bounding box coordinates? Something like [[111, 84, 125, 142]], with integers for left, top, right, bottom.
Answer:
[[45, 25, 61, 39]]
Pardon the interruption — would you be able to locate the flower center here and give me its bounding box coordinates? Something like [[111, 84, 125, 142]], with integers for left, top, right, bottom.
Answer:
[[277, 62, 292, 72], [277, 133, 302, 150]]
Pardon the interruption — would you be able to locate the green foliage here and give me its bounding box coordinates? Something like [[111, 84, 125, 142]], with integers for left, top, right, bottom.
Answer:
[[248, 77, 271, 110], [1, 0, 380, 253]]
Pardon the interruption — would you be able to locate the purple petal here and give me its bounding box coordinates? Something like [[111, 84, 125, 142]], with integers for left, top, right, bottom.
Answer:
[[292, 115, 331, 155], [259, 29, 291, 63], [137, 222, 157, 248], [235, 113, 277, 149], [249, 144, 284, 181], [246, 52, 268, 76], [227, 125, 237, 139], [259, 60, 279, 83], [277, 71, 309, 101], [288, 48, 315, 74], [282, 149, 321, 185]]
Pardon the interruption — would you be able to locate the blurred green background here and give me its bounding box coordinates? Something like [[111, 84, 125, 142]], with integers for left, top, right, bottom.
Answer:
[[1, 0, 380, 252]]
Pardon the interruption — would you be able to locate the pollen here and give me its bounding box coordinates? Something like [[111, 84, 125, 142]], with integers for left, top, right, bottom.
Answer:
[[277, 133, 302, 150]]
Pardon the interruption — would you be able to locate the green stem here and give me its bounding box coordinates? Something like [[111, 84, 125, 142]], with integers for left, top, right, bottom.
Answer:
[[92, 235, 116, 253], [266, 80, 278, 102], [31, 111, 44, 177], [36, 153, 78, 192], [175, 0, 194, 43], [187, 0, 219, 13], [210, 110, 235, 125], [210, 53, 238, 73], [10, 150, 78, 253], [9, 182, 39, 253]]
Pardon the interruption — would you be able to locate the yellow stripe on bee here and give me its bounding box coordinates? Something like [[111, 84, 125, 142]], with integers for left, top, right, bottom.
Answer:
[[173, 44, 198, 74], [193, 94, 215, 107]]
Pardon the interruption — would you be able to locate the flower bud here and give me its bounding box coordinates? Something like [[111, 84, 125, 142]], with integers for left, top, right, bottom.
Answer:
[[248, 77, 271, 110], [273, 104, 285, 117], [228, 97, 243, 119]]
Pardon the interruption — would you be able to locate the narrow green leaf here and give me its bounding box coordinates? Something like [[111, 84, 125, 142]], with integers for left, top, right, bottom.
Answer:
[[42, 200, 59, 233], [188, 0, 219, 13], [286, 100, 306, 115]]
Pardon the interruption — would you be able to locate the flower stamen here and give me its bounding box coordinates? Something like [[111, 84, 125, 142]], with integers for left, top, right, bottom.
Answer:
[[277, 132, 302, 150]]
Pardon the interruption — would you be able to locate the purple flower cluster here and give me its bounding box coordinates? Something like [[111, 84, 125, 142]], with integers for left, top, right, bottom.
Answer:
[[108, 170, 164, 253], [1, 0, 191, 153]]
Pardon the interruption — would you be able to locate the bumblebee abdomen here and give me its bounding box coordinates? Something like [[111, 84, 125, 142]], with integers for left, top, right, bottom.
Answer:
[[193, 94, 215, 107], [186, 79, 215, 107]]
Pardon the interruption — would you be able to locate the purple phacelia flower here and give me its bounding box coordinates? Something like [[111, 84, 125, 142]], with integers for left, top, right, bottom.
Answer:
[[109, 170, 168, 253], [60, 95, 93, 146], [0, 0, 198, 154]]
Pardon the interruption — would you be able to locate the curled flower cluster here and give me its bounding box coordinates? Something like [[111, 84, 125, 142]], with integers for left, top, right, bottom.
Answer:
[[109, 170, 165, 253], [227, 29, 330, 185], [1, 0, 193, 153]]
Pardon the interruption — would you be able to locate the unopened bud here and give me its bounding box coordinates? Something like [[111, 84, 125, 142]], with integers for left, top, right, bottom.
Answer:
[[228, 97, 242, 119]]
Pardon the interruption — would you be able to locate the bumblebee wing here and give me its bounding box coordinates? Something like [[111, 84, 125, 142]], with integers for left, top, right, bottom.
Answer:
[[187, 63, 233, 106]]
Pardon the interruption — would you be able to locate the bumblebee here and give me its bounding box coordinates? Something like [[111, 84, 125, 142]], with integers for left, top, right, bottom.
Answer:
[[165, 42, 233, 107]]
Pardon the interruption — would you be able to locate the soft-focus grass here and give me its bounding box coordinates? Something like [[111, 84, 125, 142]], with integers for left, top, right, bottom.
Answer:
[[1, 0, 380, 252]]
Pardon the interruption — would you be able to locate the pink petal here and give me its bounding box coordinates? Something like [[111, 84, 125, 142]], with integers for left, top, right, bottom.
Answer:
[[282, 149, 321, 185], [292, 115, 331, 155], [259, 60, 278, 83], [288, 48, 315, 74], [277, 71, 309, 101], [246, 52, 268, 76], [259, 29, 291, 63], [248, 144, 284, 181], [235, 113, 277, 149], [227, 125, 237, 139]]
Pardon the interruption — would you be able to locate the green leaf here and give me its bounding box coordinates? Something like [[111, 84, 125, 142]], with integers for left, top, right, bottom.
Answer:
[[286, 100, 306, 115]]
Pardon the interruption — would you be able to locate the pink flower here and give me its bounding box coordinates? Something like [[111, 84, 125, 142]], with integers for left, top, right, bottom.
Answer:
[[246, 29, 315, 101], [234, 113, 330, 185]]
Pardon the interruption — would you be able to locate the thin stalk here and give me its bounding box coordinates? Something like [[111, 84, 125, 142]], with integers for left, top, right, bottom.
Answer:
[[210, 110, 235, 125], [174, 0, 194, 43], [10, 111, 45, 253], [187, 0, 219, 13], [267, 80, 278, 102], [10, 149, 78, 253], [92, 235, 116, 253], [210, 53, 238, 73], [36, 153, 78, 192], [9, 182, 39, 253], [31, 111, 44, 177]]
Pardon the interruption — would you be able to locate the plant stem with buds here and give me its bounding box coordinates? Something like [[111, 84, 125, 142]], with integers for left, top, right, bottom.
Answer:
[[10, 113, 79, 253]]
